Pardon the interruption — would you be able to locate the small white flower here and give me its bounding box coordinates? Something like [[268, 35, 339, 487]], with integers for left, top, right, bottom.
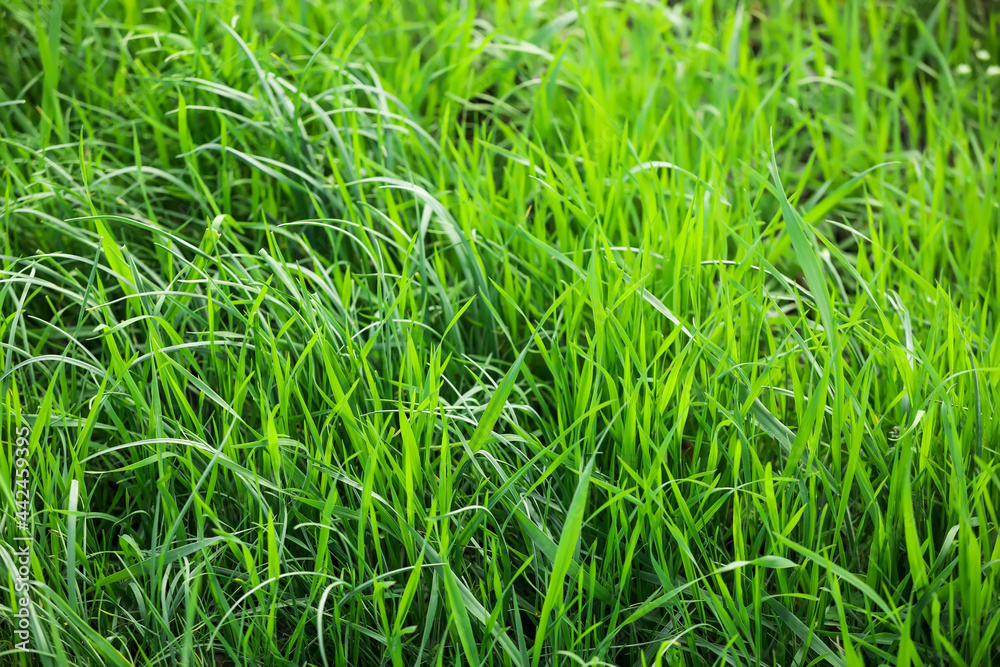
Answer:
[[988, 65, 1000, 78], [956, 63, 972, 76], [976, 49, 990, 61]]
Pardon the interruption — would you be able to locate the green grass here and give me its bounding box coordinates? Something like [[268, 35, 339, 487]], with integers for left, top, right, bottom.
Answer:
[[1, 0, 999, 665]]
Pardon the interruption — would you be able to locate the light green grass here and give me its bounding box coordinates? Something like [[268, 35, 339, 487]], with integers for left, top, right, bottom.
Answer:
[[1, 0, 999, 665]]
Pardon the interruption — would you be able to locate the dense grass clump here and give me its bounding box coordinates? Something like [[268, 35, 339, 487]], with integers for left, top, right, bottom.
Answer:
[[1, 0, 999, 665]]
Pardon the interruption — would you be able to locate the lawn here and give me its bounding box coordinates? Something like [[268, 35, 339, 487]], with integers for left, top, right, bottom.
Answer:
[[1, 0, 999, 665]]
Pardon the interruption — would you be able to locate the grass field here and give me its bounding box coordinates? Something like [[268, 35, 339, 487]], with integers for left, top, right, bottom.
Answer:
[[2, 0, 1000, 665]]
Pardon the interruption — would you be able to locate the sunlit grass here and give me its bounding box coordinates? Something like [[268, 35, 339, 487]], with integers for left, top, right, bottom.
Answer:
[[1, 0, 999, 665]]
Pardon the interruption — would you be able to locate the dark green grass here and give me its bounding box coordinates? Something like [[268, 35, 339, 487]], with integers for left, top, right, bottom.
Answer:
[[1, 0, 999, 665]]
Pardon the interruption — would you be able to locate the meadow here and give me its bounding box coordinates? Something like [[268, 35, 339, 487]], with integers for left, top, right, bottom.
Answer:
[[1, 0, 999, 665]]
